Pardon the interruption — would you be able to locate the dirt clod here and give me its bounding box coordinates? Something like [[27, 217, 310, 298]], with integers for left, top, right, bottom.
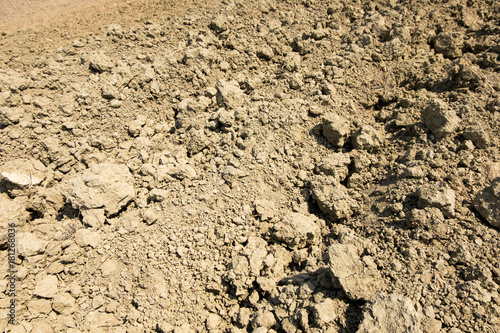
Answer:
[[1, 0, 499, 332]]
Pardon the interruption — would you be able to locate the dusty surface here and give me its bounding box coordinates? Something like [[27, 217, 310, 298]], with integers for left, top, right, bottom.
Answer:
[[0, 0, 500, 332]]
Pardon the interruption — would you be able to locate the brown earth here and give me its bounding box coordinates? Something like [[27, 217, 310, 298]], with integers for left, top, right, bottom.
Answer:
[[0, 0, 500, 332]]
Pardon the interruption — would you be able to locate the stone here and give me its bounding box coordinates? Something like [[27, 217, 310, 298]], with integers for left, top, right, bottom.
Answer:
[[311, 298, 348, 326], [74, 229, 102, 248], [183, 47, 216, 66], [289, 73, 303, 90], [217, 109, 235, 127], [172, 165, 196, 180], [206, 313, 221, 330], [457, 281, 491, 304], [101, 84, 118, 99], [107, 24, 123, 37], [271, 213, 320, 249], [328, 238, 383, 300], [177, 97, 211, 117], [316, 153, 351, 181], [464, 125, 490, 148], [252, 310, 276, 329], [0, 159, 47, 187], [30, 321, 54, 333], [216, 80, 246, 109], [81, 208, 106, 228], [100, 259, 122, 277], [142, 208, 161, 225], [17, 232, 47, 257], [85, 312, 121, 328], [421, 99, 460, 139], [405, 208, 444, 229], [311, 178, 358, 220], [254, 199, 276, 221], [89, 52, 114, 73], [242, 237, 268, 277], [60, 163, 135, 217], [187, 129, 210, 155], [357, 292, 423, 333], [28, 298, 52, 315], [209, 16, 228, 32], [416, 183, 455, 218], [128, 118, 145, 137], [47, 261, 65, 274], [0, 107, 21, 128], [352, 125, 384, 151], [257, 45, 274, 60], [322, 113, 351, 147], [34, 275, 58, 298], [156, 322, 174, 333], [433, 32, 463, 59], [149, 189, 169, 202], [52, 292, 77, 315], [92, 295, 106, 309], [474, 178, 500, 228]]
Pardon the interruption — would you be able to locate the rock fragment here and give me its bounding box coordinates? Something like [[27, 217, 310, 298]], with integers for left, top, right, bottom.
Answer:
[[357, 292, 423, 333], [352, 125, 384, 151], [206, 313, 221, 330], [172, 164, 196, 180], [311, 178, 358, 220], [311, 298, 348, 326], [100, 259, 122, 277], [433, 32, 463, 59], [107, 24, 123, 37], [254, 199, 276, 221], [251, 310, 276, 329], [74, 229, 102, 248], [85, 312, 121, 328], [226, 237, 269, 297], [187, 129, 210, 155], [149, 188, 169, 202], [209, 16, 228, 32], [464, 125, 490, 148], [34, 275, 58, 298], [257, 45, 274, 60], [0, 159, 47, 187], [59, 163, 135, 217], [89, 52, 114, 73], [216, 80, 246, 109], [0, 107, 21, 128], [183, 47, 216, 66], [289, 73, 303, 90], [271, 213, 320, 249], [81, 208, 106, 228], [416, 182, 455, 218], [52, 293, 77, 315], [474, 178, 500, 228], [17, 233, 47, 257], [421, 99, 460, 139], [328, 239, 383, 300], [28, 298, 52, 315], [142, 207, 161, 225], [128, 116, 146, 137], [322, 113, 351, 147], [405, 208, 444, 229], [176, 96, 211, 128], [316, 153, 351, 181]]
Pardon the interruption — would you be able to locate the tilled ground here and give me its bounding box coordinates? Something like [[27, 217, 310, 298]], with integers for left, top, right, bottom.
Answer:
[[0, 0, 500, 332]]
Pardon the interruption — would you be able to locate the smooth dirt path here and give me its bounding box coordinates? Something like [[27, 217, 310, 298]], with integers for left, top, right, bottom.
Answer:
[[0, 0, 208, 33], [0, 0, 219, 67]]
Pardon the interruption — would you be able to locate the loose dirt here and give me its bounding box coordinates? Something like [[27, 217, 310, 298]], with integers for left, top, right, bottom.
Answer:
[[0, 0, 500, 332]]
